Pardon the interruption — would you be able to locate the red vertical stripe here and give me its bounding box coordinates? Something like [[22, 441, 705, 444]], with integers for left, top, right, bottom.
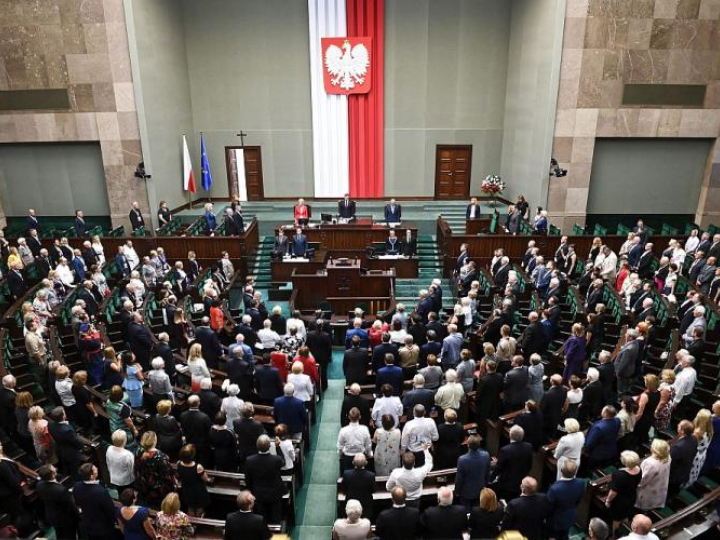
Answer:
[[347, 0, 384, 198]]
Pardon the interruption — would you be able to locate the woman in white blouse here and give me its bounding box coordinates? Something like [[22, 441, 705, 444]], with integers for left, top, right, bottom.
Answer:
[[54, 365, 77, 417], [554, 418, 585, 481], [91, 235, 106, 265], [287, 362, 314, 403], [220, 384, 244, 429], [187, 343, 211, 393], [91, 264, 109, 296], [684, 230, 700, 255], [106, 429, 135, 490]]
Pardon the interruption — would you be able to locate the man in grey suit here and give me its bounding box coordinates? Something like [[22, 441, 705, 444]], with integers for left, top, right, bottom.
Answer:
[[504, 355, 529, 412], [506, 205, 521, 234], [614, 329, 640, 395], [697, 256, 716, 294]]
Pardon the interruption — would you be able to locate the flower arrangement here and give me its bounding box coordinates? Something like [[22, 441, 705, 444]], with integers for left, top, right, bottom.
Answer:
[[481, 175, 505, 195]]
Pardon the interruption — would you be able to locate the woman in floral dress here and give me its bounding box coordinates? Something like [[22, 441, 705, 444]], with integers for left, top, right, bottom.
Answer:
[[654, 369, 676, 433], [156, 493, 194, 540], [373, 414, 401, 476], [136, 431, 177, 508], [685, 409, 713, 488]]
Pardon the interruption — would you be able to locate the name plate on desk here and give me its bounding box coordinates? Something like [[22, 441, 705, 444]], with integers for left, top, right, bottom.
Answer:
[[378, 255, 406, 260], [283, 257, 309, 263]]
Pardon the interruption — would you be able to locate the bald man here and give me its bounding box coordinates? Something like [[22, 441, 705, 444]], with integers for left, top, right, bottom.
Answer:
[[617, 514, 659, 540], [419, 486, 467, 538], [502, 476, 549, 540], [224, 490, 272, 540]]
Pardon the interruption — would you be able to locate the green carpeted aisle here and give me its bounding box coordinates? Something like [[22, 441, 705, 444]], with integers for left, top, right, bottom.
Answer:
[[292, 349, 346, 539]]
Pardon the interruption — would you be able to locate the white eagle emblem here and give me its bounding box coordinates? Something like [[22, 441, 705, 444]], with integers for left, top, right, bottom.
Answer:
[[324, 40, 370, 91]]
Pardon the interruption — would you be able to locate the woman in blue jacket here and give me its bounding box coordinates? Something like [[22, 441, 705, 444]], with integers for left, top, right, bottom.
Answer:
[[203, 203, 216, 235]]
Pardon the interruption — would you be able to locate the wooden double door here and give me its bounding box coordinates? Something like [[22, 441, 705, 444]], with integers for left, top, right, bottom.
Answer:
[[435, 144, 472, 199], [225, 146, 264, 200]]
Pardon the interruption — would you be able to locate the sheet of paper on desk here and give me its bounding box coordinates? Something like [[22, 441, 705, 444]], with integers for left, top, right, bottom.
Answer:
[[378, 255, 404, 259], [283, 257, 309, 262]]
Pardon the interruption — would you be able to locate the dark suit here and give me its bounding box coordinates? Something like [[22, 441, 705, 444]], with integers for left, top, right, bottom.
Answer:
[[503, 493, 549, 540], [224, 510, 272, 540], [504, 366, 529, 411], [73, 480, 117, 539], [344, 347, 369, 385], [492, 441, 533, 500], [342, 468, 376, 519], [306, 329, 332, 390], [180, 409, 213, 465], [338, 199, 356, 218], [341, 393, 371, 426], [225, 214, 241, 236], [637, 251, 654, 278], [255, 364, 283, 402], [455, 449, 491, 504], [402, 388, 435, 416], [597, 362, 616, 405], [26, 215, 40, 234], [77, 287, 100, 317], [36, 480, 79, 538], [0, 388, 17, 436], [547, 478, 586, 538], [585, 417, 621, 466], [233, 417, 266, 465], [519, 321, 545, 357], [199, 388, 222, 419], [420, 504, 468, 539], [129, 208, 144, 231], [475, 372, 503, 426], [580, 380, 604, 421], [195, 325, 224, 369], [669, 435, 698, 497], [48, 421, 81, 478], [7, 269, 25, 299], [75, 217, 87, 237], [36, 255, 51, 278], [372, 343, 399, 372], [376, 505, 420, 540], [514, 410, 544, 450], [540, 386, 568, 440], [384, 203, 402, 223], [273, 235, 289, 258], [494, 264, 510, 290], [127, 321, 154, 369], [402, 237, 417, 257], [627, 244, 643, 269], [244, 452, 285, 523], [376, 365, 404, 396], [466, 203, 481, 220], [290, 234, 308, 257], [273, 395, 307, 435], [385, 236, 402, 255]]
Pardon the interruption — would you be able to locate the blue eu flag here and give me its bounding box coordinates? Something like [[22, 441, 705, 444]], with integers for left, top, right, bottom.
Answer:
[[200, 135, 213, 191]]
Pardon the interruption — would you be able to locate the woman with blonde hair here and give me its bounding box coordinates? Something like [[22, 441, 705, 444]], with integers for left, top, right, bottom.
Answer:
[[468, 487, 504, 538], [103, 346, 124, 389], [655, 369, 676, 432], [634, 373, 661, 446], [203, 203, 216, 235], [186, 343, 210, 393], [477, 342, 497, 378], [28, 405, 55, 464], [636, 439, 671, 510], [72, 370, 98, 431], [15, 391, 35, 456], [686, 409, 713, 487], [554, 418, 585, 481], [605, 450, 642, 532], [155, 492, 194, 540], [287, 361, 314, 404], [136, 431, 177, 508]]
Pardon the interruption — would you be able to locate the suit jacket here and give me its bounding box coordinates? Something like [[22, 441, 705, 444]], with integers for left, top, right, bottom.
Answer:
[[233, 417, 266, 461], [36, 480, 79, 528], [341, 393, 371, 426], [290, 234, 308, 257], [255, 365, 283, 401], [597, 362, 616, 405], [627, 244, 643, 268], [494, 264, 510, 290], [402, 388, 435, 416], [35, 255, 51, 278], [199, 388, 222, 419], [75, 217, 87, 237], [615, 341, 640, 379], [466, 203, 481, 219], [342, 468, 376, 517], [637, 251, 654, 278], [273, 236, 289, 258], [506, 211, 521, 234], [127, 321, 154, 367], [580, 380, 604, 421], [180, 409, 212, 448], [129, 208, 144, 231], [77, 287, 100, 317], [547, 478, 586, 532], [224, 510, 272, 540], [475, 372, 503, 420], [503, 493, 548, 540], [376, 365, 404, 395], [7, 269, 25, 299], [402, 238, 417, 257], [0, 388, 17, 434], [385, 236, 402, 255], [514, 410, 545, 450], [338, 199, 356, 218], [541, 386, 568, 437], [455, 449, 491, 500], [504, 366, 529, 406], [344, 347, 370, 385], [72, 481, 117, 536], [195, 326, 224, 368], [586, 287, 603, 313], [225, 214, 241, 236], [245, 452, 285, 501], [669, 435, 698, 486], [384, 203, 402, 223], [273, 395, 307, 435], [373, 343, 399, 372], [493, 442, 533, 495], [585, 418, 621, 461], [26, 215, 41, 233], [698, 264, 716, 292], [306, 330, 332, 365], [376, 505, 420, 540], [48, 421, 81, 472], [420, 504, 468, 539], [709, 241, 720, 260]]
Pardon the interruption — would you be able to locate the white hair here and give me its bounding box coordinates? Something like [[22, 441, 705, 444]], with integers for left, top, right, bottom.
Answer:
[[200, 377, 212, 390], [284, 382, 295, 396], [509, 425, 525, 442], [151, 357, 165, 370], [587, 367, 599, 382], [345, 499, 363, 521], [444, 369, 457, 383], [227, 384, 240, 396]]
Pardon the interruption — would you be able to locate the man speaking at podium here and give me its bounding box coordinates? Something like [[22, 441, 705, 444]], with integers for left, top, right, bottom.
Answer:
[[338, 193, 356, 220], [291, 228, 308, 258]]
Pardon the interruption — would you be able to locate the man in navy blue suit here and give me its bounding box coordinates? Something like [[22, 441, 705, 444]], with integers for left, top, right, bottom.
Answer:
[[546, 461, 586, 540], [584, 405, 621, 469], [376, 354, 404, 395], [73, 463, 117, 540], [454, 435, 491, 510], [290, 227, 308, 258], [384, 198, 402, 224], [338, 193, 356, 219], [74, 209, 87, 237], [273, 382, 307, 437]]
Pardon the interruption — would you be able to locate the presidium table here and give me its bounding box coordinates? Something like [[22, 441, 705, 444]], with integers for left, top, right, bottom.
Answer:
[[272, 217, 419, 281]]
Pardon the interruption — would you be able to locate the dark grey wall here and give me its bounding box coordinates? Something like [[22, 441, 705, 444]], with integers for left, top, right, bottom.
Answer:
[[384, 0, 511, 196], [127, 0, 196, 217], [0, 142, 110, 216], [587, 138, 713, 215]]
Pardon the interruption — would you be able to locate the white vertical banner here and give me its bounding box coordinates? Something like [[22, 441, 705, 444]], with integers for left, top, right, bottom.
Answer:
[[233, 149, 248, 202], [308, 0, 349, 197]]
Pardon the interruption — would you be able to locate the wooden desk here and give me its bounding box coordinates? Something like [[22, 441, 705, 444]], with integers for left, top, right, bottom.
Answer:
[[280, 220, 417, 252], [367, 256, 418, 278], [272, 253, 418, 281], [465, 217, 493, 235]]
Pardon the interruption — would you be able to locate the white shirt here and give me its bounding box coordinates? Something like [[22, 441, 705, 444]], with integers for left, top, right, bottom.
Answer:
[[56, 264, 74, 286], [386, 450, 434, 500], [389, 329, 408, 345], [221, 396, 244, 428], [337, 422, 372, 457], [125, 246, 140, 269], [371, 396, 403, 428], [401, 417, 439, 453], [671, 247, 686, 266], [288, 373, 314, 402], [685, 236, 699, 254], [617, 532, 659, 540], [672, 367, 697, 404], [55, 378, 75, 407], [258, 328, 282, 350], [106, 446, 135, 486], [269, 438, 296, 470]]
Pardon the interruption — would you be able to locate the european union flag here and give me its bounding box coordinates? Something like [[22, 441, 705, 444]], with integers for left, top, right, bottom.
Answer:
[[200, 134, 213, 191]]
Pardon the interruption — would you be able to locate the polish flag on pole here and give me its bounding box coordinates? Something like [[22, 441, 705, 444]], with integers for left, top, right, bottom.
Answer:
[[183, 134, 196, 193]]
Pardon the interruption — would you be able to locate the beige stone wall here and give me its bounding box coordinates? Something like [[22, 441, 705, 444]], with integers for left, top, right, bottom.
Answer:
[[0, 0, 148, 230], [548, 0, 720, 232]]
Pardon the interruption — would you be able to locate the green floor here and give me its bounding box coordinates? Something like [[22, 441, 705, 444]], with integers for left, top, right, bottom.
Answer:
[[292, 349, 346, 539]]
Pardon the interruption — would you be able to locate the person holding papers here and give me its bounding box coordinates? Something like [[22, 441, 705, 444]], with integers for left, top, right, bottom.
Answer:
[[291, 228, 308, 258], [386, 230, 402, 256]]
